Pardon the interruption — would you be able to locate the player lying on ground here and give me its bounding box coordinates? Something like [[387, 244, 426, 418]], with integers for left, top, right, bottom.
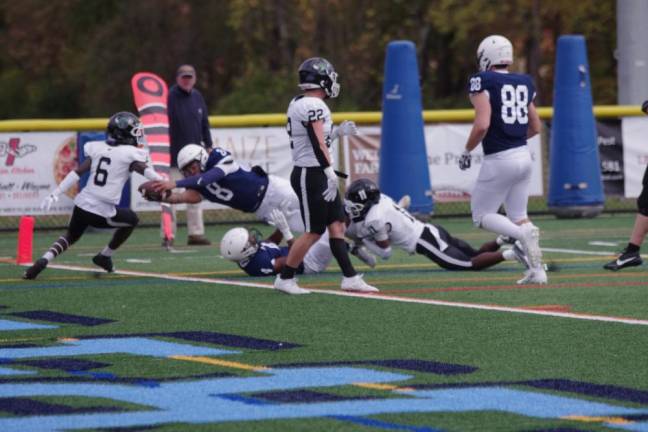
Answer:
[[24, 112, 163, 280], [219, 209, 375, 278], [343, 179, 531, 277]]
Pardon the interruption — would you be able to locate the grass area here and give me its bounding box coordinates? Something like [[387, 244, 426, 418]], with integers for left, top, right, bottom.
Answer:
[[0, 213, 647, 431]]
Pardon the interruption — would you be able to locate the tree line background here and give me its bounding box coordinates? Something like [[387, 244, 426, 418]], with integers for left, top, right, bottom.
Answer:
[[0, 0, 615, 119]]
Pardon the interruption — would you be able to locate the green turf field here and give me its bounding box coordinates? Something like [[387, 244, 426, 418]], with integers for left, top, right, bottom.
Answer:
[[1, 213, 647, 431]]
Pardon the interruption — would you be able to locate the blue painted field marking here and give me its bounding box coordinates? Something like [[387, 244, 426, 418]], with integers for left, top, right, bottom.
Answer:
[[0, 367, 34, 376], [1, 370, 648, 431], [0, 319, 56, 331], [0, 337, 239, 360]]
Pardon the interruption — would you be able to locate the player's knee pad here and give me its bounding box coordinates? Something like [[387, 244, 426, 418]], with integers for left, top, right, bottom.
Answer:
[[638, 187, 648, 216]]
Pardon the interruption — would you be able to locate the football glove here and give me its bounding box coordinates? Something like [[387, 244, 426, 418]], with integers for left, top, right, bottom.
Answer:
[[322, 166, 339, 202], [642, 100, 648, 115], [458, 151, 472, 170], [331, 120, 359, 142], [267, 209, 293, 241], [40, 193, 59, 211]]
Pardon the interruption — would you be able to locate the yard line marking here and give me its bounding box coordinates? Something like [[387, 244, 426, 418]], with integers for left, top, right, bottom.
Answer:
[[12, 262, 648, 327], [541, 247, 647, 258], [170, 355, 269, 371]]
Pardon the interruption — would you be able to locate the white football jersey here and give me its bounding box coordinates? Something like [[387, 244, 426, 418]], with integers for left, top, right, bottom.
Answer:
[[286, 95, 334, 167], [74, 141, 149, 217], [347, 194, 425, 254]]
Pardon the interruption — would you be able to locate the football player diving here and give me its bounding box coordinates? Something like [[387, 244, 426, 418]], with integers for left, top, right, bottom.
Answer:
[[24, 112, 163, 280], [344, 178, 532, 277]]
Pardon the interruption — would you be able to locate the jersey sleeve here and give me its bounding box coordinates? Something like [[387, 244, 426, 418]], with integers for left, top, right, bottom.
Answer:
[[364, 210, 388, 241], [525, 75, 537, 103], [131, 147, 150, 164], [468, 72, 489, 95], [83, 141, 102, 159]]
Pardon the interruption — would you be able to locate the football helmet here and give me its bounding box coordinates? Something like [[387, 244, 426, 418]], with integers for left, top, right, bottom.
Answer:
[[220, 227, 259, 262], [298, 57, 340, 98], [106, 111, 144, 146], [477, 35, 513, 72], [177, 144, 209, 172], [344, 178, 381, 221]]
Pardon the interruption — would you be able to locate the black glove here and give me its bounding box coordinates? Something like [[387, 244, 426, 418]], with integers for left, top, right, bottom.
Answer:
[[458, 151, 472, 170], [642, 100, 648, 115]]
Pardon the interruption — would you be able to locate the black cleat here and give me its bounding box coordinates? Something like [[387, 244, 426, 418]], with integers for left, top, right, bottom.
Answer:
[[23, 258, 48, 280], [92, 253, 114, 273], [604, 249, 643, 271]]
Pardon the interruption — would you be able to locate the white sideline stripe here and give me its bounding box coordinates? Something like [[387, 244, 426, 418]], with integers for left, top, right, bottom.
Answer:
[[23, 263, 648, 327], [541, 247, 616, 256]]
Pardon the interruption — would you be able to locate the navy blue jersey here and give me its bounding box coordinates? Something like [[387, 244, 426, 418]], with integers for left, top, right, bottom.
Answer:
[[239, 242, 289, 276], [188, 148, 269, 212], [468, 71, 536, 155]]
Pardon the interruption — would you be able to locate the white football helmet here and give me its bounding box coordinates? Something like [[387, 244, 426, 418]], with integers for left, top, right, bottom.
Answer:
[[477, 35, 513, 72], [220, 227, 258, 262], [177, 144, 209, 172]]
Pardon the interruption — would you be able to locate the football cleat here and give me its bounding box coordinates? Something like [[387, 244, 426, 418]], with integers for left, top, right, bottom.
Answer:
[[603, 249, 643, 271], [516, 268, 547, 285], [92, 253, 114, 273], [519, 223, 542, 269], [511, 241, 530, 270], [23, 258, 48, 280], [496, 235, 516, 246], [274, 275, 310, 295], [350, 244, 376, 268], [341, 274, 379, 293]]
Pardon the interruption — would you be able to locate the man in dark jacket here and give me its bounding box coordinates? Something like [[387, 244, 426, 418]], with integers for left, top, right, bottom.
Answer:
[[166, 64, 213, 246]]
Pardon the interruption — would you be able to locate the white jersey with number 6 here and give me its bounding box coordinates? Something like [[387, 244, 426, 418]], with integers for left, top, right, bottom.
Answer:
[[347, 194, 425, 254], [286, 95, 334, 167], [74, 141, 149, 217]]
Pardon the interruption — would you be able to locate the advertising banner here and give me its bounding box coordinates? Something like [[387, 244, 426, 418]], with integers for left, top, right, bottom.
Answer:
[[345, 125, 543, 202], [597, 120, 625, 196], [0, 132, 77, 216]]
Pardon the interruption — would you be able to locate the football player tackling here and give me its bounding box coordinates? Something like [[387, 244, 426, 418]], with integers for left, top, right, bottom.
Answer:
[[24, 112, 163, 280], [344, 179, 530, 272], [459, 35, 547, 284]]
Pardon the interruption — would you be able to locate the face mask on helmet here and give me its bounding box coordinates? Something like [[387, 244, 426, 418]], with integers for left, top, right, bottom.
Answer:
[[298, 57, 340, 98], [220, 227, 259, 262], [177, 144, 208, 175], [344, 179, 381, 221], [106, 112, 145, 146]]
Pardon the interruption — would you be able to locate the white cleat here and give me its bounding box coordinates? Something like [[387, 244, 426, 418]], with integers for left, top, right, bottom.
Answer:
[[511, 241, 531, 270], [496, 235, 516, 246], [397, 195, 411, 209], [516, 268, 548, 285], [274, 275, 310, 295], [341, 274, 379, 293], [520, 223, 543, 269]]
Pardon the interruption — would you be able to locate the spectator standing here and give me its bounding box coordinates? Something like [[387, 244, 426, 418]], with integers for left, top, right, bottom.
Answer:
[[166, 64, 212, 246]]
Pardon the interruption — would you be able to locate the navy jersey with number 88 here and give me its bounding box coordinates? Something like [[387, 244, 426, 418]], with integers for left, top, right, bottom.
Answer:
[[468, 71, 536, 155]]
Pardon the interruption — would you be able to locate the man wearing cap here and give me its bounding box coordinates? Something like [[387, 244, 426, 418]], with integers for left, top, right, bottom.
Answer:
[[166, 64, 213, 246]]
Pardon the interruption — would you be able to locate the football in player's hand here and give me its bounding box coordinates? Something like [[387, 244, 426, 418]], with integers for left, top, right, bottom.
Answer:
[[138, 181, 170, 202]]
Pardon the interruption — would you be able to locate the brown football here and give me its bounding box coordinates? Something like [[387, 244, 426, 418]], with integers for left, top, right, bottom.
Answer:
[[138, 181, 169, 201]]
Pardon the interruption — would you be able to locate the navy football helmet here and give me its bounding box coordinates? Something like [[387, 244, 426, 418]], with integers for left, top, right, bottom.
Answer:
[[298, 57, 340, 98], [345, 178, 381, 221], [106, 111, 144, 146]]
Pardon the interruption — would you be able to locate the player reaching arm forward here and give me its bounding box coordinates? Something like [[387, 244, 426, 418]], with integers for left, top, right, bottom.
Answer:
[[24, 112, 163, 280], [458, 35, 546, 285]]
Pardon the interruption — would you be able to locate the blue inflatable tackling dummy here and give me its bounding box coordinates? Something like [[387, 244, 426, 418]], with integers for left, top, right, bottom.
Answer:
[[379, 40, 433, 214], [548, 35, 604, 218]]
